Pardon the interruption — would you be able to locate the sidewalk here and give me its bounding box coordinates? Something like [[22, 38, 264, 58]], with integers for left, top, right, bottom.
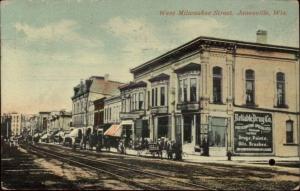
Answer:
[[110, 147, 299, 163]]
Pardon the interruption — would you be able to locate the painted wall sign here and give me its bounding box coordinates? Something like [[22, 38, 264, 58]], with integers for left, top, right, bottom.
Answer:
[[234, 112, 272, 153]]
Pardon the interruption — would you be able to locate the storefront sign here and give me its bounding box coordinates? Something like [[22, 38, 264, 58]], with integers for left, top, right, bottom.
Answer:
[[177, 103, 199, 111], [234, 112, 272, 153], [151, 106, 168, 114], [120, 113, 140, 120]]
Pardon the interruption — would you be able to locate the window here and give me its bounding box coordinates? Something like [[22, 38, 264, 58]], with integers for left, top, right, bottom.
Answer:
[[152, 88, 155, 107], [155, 88, 158, 106], [122, 99, 126, 112], [276, 72, 285, 107], [139, 92, 144, 110], [190, 78, 197, 102], [147, 91, 150, 109], [286, 120, 293, 143], [213, 67, 222, 103], [245, 70, 255, 105], [160, 86, 165, 106], [179, 80, 183, 102], [131, 94, 134, 111], [183, 79, 188, 102]]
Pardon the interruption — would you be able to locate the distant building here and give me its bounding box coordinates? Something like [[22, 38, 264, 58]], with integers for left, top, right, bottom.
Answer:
[[71, 75, 124, 136], [48, 110, 72, 132], [1, 114, 12, 138], [38, 112, 51, 133], [1, 113, 24, 137]]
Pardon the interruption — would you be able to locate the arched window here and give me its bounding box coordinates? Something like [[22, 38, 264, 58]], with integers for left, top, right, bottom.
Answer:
[[286, 120, 293, 143], [213, 67, 222, 103], [245, 70, 255, 105], [276, 72, 285, 107]]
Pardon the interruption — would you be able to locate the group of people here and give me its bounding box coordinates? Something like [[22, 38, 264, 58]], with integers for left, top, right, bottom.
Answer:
[[74, 131, 183, 160], [157, 137, 182, 160]]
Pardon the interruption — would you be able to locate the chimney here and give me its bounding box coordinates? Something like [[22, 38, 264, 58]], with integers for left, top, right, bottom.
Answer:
[[256, 30, 267, 44], [104, 73, 109, 81]]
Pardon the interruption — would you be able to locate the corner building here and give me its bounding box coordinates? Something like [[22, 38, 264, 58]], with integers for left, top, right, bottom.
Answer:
[[129, 34, 299, 157]]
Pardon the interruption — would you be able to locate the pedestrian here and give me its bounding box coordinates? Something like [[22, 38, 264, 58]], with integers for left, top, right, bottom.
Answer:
[[167, 140, 173, 160]]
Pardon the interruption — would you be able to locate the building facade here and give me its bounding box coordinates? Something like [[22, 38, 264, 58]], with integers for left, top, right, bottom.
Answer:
[[119, 82, 150, 145], [71, 75, 124, 136], [38, 112, 51, 133], [48, 110, 72, 132], [127, 31, 299, 157]]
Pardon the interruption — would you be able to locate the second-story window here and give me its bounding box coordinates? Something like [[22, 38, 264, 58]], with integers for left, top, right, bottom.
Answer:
[[155, 87, 158, 106], [245, 70, 255, 105], [183, 79, 188, 102], [179, 80, 183, 102], [139, 92, 144, 110], [147, 91, 150, 109], [152, 88, 155, 107], [160, 86, 165, 106], [276, 72, 285, 107], [213, 67, 222, 103], [190, 78, 197, 102]]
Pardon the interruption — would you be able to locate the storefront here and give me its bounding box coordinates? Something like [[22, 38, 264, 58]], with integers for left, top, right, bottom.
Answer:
[[208, 117, 228, 156]]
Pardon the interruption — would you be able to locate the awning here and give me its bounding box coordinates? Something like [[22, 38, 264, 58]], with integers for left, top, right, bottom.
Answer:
[[33, 133, 40, 138], [104, 124, 122, 137]]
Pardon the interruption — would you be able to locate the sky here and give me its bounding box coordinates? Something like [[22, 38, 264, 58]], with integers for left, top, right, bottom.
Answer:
[[1, 0, 299, 114]]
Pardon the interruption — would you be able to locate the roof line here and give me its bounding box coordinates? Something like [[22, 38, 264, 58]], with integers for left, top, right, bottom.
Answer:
[[130, 36, 299, 73]]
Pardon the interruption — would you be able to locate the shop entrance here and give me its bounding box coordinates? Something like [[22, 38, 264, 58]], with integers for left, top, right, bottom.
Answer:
[[157, 116, 169, 139], [183, 116, 193, 143], [122, 125, 133, 148], [209, 117, 227, 156]]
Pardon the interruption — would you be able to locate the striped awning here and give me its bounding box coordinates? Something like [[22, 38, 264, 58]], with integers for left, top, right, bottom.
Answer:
[[104, 124, 122, 137]]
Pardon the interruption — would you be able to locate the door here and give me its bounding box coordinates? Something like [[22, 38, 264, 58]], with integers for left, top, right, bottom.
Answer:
[[182, 115, 194, 153]]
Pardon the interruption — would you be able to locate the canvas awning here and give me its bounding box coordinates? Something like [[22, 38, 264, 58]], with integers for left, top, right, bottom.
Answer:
[[104, 124, 122, 137]]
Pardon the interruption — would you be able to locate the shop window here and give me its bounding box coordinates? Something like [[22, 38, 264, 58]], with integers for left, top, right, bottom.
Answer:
[[139, 92, 144, 110], [286, 120, 293, 143], [245, 70, 255, 105], [158, 116, 169, 139], [213, 67, 222, 103], [276, 72, 286, 107], [190, 78, 197, 102], [183, 79, 188, 102], [160, 86, 165, 106]]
